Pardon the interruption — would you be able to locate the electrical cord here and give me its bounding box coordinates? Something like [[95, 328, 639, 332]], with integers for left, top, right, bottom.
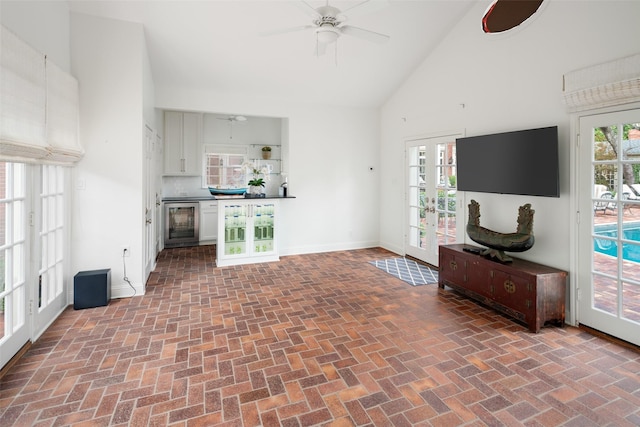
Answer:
[[122, 249, 136, 297]]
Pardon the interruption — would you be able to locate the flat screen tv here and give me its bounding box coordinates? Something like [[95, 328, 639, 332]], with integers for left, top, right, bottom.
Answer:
[[456, 126, 560, 198]]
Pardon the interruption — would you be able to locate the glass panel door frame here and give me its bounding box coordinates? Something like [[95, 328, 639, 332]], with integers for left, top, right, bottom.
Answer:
[[576, 106, 640, 346], [405, 132, 464, 266], [33, 165, 69, 339], [0, 162, 30, 369]]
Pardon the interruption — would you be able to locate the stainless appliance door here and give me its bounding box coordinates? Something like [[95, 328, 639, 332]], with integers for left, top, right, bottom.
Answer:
[[164, 202, 200, 247]]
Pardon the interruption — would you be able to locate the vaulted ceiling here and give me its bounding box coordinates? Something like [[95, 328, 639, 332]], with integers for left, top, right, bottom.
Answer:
[[67, 1, 476, 108]]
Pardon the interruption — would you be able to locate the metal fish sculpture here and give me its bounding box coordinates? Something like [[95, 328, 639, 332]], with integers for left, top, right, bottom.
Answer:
[[466, 199, 535, 263]]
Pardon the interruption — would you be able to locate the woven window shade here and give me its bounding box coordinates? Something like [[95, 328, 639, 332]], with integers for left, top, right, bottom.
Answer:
[[1, 25, 83, 165], [563, 53, 640, 112], [0, 25, 48, 161], [45, 59, 83, 163]]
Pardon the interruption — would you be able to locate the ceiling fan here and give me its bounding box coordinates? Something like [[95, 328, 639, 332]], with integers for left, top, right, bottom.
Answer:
[[263, 0, 390, 56], [217, 115, 247, 122], [217, 115, 247, 139]]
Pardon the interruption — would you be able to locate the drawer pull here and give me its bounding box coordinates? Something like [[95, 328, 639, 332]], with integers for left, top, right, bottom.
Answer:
[[450, 260, 457, 271], [504, 280, 516, 294]]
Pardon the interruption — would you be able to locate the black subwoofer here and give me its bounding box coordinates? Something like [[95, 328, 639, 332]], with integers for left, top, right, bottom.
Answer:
[[74, 269, 111, 310]]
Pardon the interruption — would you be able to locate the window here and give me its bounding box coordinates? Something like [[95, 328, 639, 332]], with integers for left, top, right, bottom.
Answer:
[[203, 145, 246, 188]]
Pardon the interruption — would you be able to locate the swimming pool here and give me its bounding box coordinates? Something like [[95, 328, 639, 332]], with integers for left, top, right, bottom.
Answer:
[[594, 222, 640, 262]]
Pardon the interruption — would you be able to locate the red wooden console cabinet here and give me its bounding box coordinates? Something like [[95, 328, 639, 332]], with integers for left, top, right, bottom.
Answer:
[[439, 244, 567, 333]]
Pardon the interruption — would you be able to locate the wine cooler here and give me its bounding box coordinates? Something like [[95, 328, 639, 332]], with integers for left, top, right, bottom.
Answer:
[[164, 202, 199, 247]]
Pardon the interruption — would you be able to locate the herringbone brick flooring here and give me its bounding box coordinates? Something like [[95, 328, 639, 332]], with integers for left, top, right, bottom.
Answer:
[[1, 246, 639, 426]]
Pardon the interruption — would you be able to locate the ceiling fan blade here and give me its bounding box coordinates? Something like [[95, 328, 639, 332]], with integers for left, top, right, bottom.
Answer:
[[260, 25, 315, 37], [341, 0, 389, 17], [296, 1, 322, 19], [339, 25, 390, 44]]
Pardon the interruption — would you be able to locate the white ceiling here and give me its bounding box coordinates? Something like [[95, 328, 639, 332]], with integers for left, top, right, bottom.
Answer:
[[67, 0, 476, 108]]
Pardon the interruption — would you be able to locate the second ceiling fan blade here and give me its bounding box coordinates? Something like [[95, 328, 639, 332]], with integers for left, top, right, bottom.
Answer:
[[339, 25, 390, 44]]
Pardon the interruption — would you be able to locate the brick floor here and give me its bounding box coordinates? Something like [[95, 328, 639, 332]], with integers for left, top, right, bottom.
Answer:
[[1, 246, 639, 426]]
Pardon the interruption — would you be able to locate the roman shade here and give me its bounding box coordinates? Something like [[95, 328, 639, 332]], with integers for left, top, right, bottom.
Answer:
[[0, 25, 83, 165], [0, 25, 48, 161], [563, 52, 640, 112], [45, 60, 83, 163]]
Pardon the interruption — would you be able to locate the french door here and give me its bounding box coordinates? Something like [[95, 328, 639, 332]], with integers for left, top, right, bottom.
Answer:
[[405, 134, 462, 266], [1, 162, 69, 369], [578, 109, 640, 346], [0, 162, 29, 369], [34, 165, 68, 337]]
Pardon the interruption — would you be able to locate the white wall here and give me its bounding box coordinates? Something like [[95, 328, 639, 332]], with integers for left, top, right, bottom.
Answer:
[[380, 1, 640, 270], [0, 1, 70, 72], [156, 88, 381, 255], [70, 13, 147, 297]]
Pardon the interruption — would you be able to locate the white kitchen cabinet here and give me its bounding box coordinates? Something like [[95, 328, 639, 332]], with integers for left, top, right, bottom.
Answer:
[[164, 111, 202, 175], [199, 201, 218, 243], [216, 200, 278, 267]]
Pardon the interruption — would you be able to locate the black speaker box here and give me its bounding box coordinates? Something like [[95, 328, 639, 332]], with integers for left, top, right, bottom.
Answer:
[[74, 269, 111, 310]]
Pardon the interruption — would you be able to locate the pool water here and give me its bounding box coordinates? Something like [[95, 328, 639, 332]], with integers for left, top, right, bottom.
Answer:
[[594, 222, 640, 262]]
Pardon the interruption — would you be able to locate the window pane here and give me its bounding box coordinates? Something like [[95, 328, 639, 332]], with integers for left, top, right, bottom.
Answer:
[[13, 201, 24, 242], [205, 153, 246, 187], [13, 163, 25, 198], [12, 244, 24, 284], [0, 162, 6, 199], [0, 202, 5, 247]]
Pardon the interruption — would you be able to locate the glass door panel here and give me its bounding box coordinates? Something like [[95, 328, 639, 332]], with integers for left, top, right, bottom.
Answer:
[[405, 134, 461, 266], [224, 204, 247, 255], [253, 203, 275, 254], [579, 110, 640, 346]]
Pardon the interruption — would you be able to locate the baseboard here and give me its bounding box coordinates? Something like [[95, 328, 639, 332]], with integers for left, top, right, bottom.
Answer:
[[0, 341, 31, 379], [579, 324, 640, 353]]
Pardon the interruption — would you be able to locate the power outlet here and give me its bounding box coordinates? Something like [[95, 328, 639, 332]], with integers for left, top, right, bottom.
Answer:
[[122, 246, 130, 257]]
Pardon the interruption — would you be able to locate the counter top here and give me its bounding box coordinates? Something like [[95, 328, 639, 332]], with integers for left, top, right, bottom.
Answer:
[[162, 195, 295, 202]]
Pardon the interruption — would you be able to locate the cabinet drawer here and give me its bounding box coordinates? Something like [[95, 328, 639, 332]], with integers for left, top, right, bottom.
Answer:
[[466, 259, 492, 298], [439, 251, 467, 284], [200, 201, 218, 210], [491, 270, 535, 317]]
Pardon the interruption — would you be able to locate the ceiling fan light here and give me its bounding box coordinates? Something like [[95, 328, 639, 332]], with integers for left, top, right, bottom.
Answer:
[[316, 27, 339, 44]]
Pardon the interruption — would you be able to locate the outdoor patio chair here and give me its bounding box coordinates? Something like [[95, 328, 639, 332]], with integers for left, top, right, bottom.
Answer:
[[594, 191, 614, 215], [623, 192, 634, 213], [623, 184, 639, 200]]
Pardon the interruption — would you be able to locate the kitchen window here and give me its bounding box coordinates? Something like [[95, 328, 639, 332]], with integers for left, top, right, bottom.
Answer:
[[202, 145, 246, 188]]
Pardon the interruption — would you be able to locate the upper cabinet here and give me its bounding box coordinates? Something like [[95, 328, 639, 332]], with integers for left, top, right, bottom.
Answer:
[[164, 111, 202, 176]]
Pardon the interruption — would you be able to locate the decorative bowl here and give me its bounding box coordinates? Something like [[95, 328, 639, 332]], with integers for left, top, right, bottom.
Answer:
[[208, 187, 247, 196]]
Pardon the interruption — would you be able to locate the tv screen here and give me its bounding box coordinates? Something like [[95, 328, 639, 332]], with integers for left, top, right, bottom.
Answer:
[[456, 126, 559, 197]]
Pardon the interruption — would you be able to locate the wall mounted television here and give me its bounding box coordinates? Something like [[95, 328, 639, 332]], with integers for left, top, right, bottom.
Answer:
[[456, 126, 560, 198]]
